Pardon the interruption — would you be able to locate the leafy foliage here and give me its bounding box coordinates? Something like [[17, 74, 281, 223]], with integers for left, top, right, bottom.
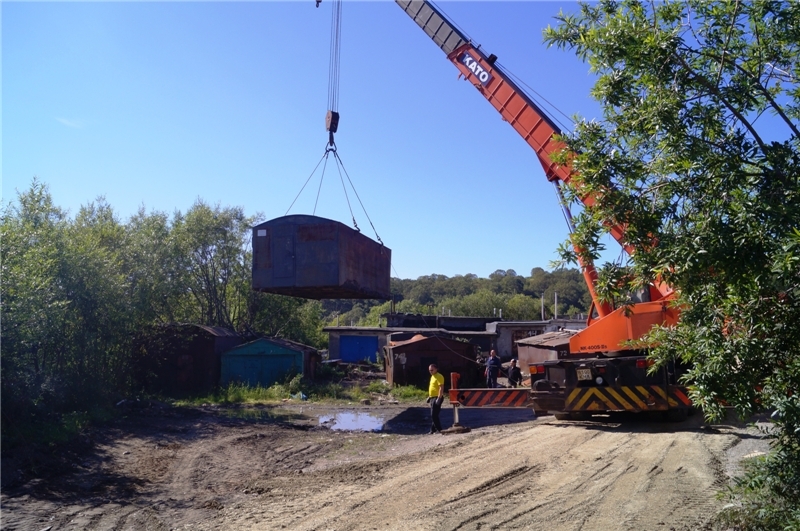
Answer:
[[1, 178, 591, 456], [0, 182, 327, 445], [326, 267, 591, 327], [1, 182, 135, 428], [545, 1, 800, 526]]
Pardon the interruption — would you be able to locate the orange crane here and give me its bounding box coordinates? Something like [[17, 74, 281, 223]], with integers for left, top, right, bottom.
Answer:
[[396, 0, 691, 420]]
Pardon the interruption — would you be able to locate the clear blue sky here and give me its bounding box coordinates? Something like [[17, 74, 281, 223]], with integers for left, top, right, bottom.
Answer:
[[4, 1, 615, 280]]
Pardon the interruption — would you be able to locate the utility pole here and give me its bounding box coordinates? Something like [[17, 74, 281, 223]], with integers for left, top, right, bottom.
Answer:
[[541, 293, 545, 320]]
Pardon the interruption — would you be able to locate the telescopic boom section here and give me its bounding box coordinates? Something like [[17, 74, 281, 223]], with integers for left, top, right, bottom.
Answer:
[[396, 0, 617, 318], [396, 0, 682, 355]]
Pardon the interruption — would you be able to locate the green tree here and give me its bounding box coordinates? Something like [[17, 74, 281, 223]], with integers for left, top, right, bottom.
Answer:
[[1, 182, 135, 430], [247, 292, 304, 334], [505, 294, 542, 320], [545, 1, 800, 526], [440, 289, 510, 318], [447, 273, 481, 298], [123, 208, 187, 325], [64, 198, 134, 399], [1, 181, 71, 426], [172, 200, 259, 329], [524, 267, 590, 317]]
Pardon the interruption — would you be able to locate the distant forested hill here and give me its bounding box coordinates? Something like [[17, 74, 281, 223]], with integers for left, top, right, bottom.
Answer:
[[322, 267, 591, 327]]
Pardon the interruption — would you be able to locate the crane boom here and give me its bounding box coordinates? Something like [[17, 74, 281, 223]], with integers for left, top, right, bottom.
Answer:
[[396, 0, 617, 318], [397, 0, 570, 184], [396, 0, 679, 354], [392, 0, 690, 418]]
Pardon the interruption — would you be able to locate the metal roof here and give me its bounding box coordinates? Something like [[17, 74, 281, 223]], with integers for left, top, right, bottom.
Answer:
[[322, 326, 494, 336], [388, 334, 472, 348], [264, 336, 318, 353], [194, 325, 240, 337], [158, 323, 240, 338], [227, 336, 318, 354], [515, 330, 577, 348]]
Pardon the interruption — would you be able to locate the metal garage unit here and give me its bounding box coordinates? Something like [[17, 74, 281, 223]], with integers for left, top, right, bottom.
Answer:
[[221, 337, 318, 387]]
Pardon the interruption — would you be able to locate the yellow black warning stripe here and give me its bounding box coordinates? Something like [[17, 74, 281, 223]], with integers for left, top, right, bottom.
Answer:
[[450, 388, 531, 408], [565, 385, 691, 413]]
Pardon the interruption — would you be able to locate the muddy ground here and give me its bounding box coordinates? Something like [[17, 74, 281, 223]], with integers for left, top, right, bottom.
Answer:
[[1, 401, 769, 531]]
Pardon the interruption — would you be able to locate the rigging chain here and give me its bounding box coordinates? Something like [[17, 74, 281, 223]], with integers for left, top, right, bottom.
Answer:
[[324, 0, 342, 147], [286, 0, 381, 246], [285, 140, 383, 247]]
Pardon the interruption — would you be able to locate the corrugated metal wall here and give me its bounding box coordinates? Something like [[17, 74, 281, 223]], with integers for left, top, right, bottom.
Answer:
[[384, 336, 481, 388], [221, 339, 303, 387], [252, 215, 391, 300], [339, 335, 379, 363]]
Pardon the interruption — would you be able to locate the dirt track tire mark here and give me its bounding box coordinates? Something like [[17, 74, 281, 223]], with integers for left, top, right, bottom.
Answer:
[[204, 420, 738, 531], [3, 407, 758, 531]]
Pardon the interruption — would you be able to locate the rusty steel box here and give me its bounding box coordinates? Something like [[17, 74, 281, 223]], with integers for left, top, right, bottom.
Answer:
[[252, 215, 391, 300]]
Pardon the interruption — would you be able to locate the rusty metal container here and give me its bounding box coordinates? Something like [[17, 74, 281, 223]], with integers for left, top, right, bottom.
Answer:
[[252, 215, 391, 300]]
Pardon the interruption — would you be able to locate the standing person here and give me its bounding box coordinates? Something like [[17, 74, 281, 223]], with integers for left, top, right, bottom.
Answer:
[[427, 364, 445, 434], [485, 349, 502, 388], [507, 359, 522, 388]]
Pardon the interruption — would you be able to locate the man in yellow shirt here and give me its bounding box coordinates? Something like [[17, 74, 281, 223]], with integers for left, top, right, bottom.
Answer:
[[427, 364, 445, 434]]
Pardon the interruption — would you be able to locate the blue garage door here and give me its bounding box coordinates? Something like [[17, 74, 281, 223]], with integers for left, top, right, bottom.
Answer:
[[340, 335, 378, 363]]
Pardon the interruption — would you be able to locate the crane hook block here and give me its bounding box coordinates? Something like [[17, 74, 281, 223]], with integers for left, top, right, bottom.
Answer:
[[326, 110, 340, 133]]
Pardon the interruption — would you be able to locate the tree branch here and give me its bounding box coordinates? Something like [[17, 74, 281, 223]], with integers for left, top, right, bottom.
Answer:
[[671, 51, 768, 154], [696, 49, 800, 138], [714, 0, 740, 88]]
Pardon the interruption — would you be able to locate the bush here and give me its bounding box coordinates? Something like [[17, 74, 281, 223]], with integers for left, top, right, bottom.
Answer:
[[391, 385, 428, 401], [307, 382, 346, 401], [714, 452, 800, 530], [347, 386, 366, 401], [364, 380, 391, 395], [287, 374, 304, 395], [183, 379, 429, 405], [203, 383, 287, 404], [317, 363, 345, 381]]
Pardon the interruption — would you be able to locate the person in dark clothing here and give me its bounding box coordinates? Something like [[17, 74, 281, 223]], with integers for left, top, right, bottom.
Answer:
[[485, 349, 502, 388], [507, 358, 522, 387]]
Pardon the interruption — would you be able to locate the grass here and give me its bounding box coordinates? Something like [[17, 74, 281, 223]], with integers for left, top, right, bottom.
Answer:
[[1, 368, 426, 483], [391, 385, 428, 401], [177, 378, 428, 406], [713, 451, 800, 531], [4, 368, 428, 452], [2, 406, 114, 450]]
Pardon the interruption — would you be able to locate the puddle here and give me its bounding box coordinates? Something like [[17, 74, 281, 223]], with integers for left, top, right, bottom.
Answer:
[[222, 407, 303, 423], [318, 411, 385, 432]]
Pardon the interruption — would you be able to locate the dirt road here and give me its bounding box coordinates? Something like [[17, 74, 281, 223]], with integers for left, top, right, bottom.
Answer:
[[1, 402, 765, 531]]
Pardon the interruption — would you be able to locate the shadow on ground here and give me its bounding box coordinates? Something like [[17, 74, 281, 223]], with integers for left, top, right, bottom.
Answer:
[[383, 406, 538, 435]]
